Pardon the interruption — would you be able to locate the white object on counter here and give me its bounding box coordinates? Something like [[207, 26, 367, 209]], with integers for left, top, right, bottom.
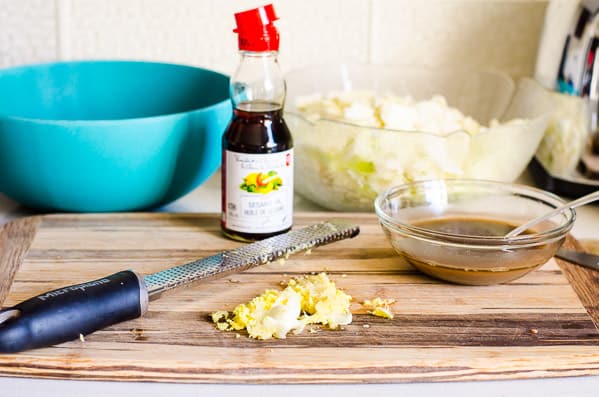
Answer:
[[535, 92, 590, 176], [534, 0, 579, 89]]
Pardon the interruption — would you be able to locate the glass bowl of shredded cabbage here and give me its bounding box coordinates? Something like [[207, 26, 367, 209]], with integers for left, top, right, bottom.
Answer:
[[285, 64, 552, 211]]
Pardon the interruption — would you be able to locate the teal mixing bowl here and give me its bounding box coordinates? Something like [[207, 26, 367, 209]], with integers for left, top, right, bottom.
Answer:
[[0, 60, 231, 212]]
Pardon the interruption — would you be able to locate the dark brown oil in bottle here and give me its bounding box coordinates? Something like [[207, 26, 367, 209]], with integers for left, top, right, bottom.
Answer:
[[221, 103, 293, 242]]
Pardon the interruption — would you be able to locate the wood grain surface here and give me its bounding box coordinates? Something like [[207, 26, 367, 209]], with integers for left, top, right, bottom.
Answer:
[[0, 212, 598, 384]]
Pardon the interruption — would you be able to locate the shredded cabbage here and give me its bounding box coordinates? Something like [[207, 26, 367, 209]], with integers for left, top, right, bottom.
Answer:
[[290, 92, 533, 211]]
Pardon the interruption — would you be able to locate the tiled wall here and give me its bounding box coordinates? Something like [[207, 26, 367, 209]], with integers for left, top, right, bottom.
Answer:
[[0, 0, 548, 77]]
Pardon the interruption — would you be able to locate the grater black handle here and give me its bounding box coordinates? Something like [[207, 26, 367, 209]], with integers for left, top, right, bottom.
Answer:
[[0, 270, 148, 353]]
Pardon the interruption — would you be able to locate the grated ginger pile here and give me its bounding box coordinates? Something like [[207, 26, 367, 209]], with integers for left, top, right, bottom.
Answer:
[[211, 273, 352, 340]]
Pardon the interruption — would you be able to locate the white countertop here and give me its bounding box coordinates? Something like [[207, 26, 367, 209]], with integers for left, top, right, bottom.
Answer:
[[1, 171, 598, 396]]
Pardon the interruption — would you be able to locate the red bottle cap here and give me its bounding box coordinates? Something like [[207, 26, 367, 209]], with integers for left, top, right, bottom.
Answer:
[[233, 4, 280, 52]]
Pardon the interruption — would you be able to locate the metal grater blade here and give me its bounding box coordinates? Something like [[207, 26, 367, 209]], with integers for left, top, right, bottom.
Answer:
[[143, 220, 359, 299]]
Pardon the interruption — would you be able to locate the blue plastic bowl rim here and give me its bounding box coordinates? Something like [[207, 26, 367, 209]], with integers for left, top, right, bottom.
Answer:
[[0, 59, 231, 125]]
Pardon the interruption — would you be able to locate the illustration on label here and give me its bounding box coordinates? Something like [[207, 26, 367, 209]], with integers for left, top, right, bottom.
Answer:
[[224, 149, 293, 234], [240, 171, 283, 194]]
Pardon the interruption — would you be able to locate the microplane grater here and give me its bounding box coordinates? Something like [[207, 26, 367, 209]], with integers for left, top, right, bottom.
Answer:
[[0, 220, 360, 353], [144, 220, 359, 298]]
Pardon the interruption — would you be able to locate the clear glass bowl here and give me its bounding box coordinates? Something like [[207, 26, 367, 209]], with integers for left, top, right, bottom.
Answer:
[[374, 179, 575, 285], [285, 64, 551, 211]]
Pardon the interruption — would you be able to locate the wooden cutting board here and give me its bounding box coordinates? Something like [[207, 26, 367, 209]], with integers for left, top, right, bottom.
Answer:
[[0, 212, 598, 384]]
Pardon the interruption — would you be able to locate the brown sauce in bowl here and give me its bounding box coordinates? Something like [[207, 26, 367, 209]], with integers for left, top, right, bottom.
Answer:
[[412, 217, 534, 238], [397, 217, 561, 285]]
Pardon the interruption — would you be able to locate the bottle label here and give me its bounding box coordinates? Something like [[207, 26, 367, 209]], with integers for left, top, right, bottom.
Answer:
[[223, 149, 293, 234]]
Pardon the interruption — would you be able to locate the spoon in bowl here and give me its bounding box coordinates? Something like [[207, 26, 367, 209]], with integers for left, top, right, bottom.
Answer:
[[505, 190, 599, 238]]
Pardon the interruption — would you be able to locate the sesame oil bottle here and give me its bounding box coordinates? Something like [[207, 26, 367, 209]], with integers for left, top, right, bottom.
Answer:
[[221, 4, 293, 242]]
